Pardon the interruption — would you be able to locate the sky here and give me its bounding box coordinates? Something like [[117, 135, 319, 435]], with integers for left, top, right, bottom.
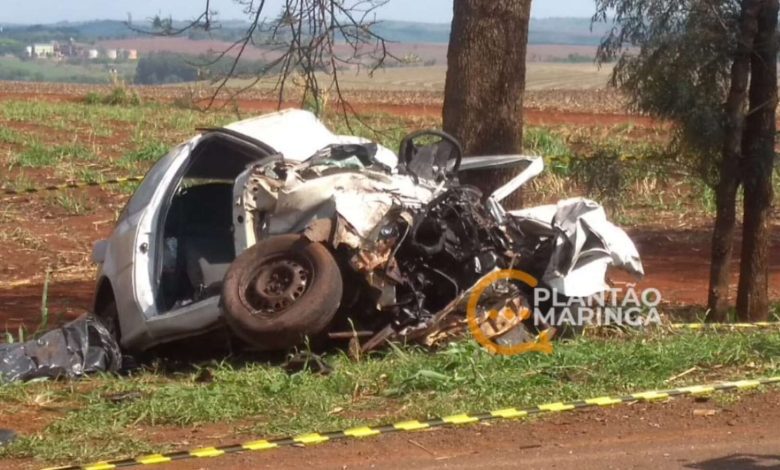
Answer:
[[0, 0, 598, 25]]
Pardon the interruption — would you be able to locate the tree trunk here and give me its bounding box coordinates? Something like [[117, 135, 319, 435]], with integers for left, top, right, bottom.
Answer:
[[736, 0, 778, 322], [706, 0, 762, 322], [442, 0, 532, 209]]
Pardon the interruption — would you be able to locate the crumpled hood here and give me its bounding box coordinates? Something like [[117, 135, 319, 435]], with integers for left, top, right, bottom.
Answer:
[[251, 168, 436, 240]]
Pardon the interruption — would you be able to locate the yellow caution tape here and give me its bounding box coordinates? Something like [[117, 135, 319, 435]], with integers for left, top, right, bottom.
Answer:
[[41, 375, 780, 470], [2, 176, 143, 197]]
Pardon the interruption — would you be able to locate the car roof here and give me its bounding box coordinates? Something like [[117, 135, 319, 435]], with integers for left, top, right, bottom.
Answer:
[[224, 109, 386, 163]]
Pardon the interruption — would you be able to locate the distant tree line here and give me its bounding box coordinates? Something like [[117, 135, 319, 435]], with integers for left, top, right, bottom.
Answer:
[[0, 21, 264, 45], [0, 39, 26, 56], [134, 52, 272, 85], [134, 53, 199, 84], [0, 18, 613, 49], [0, 68, 46, 82], [0, 24, 83, 43], [548, 53, 597, 64]]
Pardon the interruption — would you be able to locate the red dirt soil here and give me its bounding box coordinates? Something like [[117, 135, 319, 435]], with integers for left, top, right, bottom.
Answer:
[[184, 92, 659, 127], [624, 227, 780, 308], [0, 82, 779, 470], [229, 98, 662, 127], [0, 88, 658, 128], [7, 389, 777, 470], [175, 390, 780, 470]]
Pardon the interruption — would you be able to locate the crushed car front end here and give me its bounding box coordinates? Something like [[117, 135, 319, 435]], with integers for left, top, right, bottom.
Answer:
[[225, 123, 644, 351]]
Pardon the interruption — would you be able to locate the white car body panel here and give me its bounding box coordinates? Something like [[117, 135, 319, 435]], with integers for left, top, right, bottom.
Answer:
[[511, 198, 644, 297]]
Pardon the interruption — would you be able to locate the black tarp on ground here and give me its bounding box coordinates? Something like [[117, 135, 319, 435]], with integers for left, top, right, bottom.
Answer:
[[0, 428, 15, 446], [0, 314, 121, 383]]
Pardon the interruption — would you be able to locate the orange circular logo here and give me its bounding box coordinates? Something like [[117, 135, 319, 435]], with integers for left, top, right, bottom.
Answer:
[[466, 270, 554, 356]]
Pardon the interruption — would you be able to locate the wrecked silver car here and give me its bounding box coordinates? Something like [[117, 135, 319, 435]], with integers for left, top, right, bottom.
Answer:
[[91, 109, 643, 353]]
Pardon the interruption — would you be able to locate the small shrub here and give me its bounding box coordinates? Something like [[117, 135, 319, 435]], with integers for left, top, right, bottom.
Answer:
[[102, 86, 141, 106], [569, 143, 673, 212], [524, 127, 573, 175], [83, 71, 141, 106], [84, 91, 102, 105]]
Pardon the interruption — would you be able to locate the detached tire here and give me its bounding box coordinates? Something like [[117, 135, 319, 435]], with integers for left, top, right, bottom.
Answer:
[[221, 235, 343, 350]]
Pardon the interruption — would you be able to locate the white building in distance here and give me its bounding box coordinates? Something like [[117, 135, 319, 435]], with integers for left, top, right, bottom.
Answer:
[[28, 43, 56, 58]]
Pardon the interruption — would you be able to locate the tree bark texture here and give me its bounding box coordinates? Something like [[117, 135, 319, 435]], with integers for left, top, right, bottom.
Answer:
[[736, 0, 778, 321], [443, 0, 533, 209], [706, 0, 762, 322]]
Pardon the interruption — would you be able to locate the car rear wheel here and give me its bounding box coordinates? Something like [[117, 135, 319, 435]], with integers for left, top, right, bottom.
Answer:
[[95, 298, 121, 343], [221, 235, 343, 350]]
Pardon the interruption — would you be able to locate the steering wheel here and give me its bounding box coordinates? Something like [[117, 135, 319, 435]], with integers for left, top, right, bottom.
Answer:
[[398, 130, 463, 182]]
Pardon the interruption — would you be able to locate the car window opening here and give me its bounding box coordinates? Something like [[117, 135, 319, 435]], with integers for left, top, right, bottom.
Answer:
[[157, 134, 270, 312]]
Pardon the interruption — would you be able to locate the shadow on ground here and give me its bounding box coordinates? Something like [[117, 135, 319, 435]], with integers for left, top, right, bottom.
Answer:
[[686, 454, 780, 470]]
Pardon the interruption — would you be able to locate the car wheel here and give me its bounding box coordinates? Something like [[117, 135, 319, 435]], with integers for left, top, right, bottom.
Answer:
[[96, 299, 121, 343], [221, 235, 343, 350]]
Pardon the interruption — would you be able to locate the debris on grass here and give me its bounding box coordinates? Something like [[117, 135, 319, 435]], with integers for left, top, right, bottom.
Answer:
[[0, 429, 15, 447]]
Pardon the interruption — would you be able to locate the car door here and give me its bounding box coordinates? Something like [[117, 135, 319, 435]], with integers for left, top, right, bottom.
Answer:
[[133, 134, 269, 349], [115, 139, 204, 349]]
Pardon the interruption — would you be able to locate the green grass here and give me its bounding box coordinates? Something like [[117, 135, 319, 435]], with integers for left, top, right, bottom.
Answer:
[[518, 125, 727, 220], [0, 100, 232, 130], [0, 57, 136, 84], [12, 142, 94, 168], [1, 175, 35, 193], [85, 87, 142, 107], [0, 99, 237, 193], [1, 95, 779, 467], [525, 126, 574, 175], [51, 193, 92, 216], [326, 112, 415, 151], [12, 141, 58, 167], [1, 331, 779, 464], [0, 127, 22, 145], [120, 140, 169, 166]]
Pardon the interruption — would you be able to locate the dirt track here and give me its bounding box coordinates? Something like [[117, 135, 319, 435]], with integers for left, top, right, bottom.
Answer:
[[626, 228, 780, 308], [138, 390, 780, 470]]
